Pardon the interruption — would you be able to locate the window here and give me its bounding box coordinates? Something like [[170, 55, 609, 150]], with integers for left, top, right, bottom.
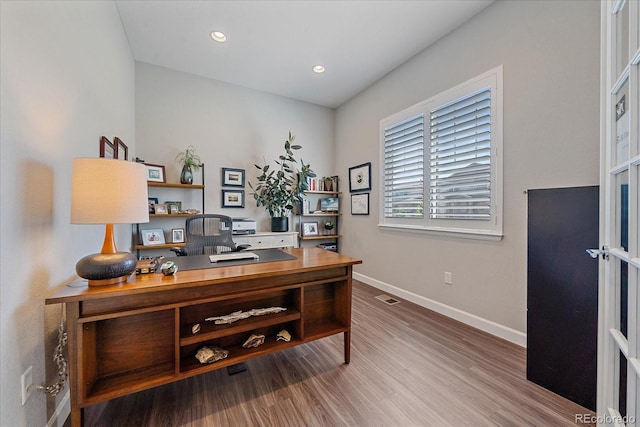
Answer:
[[380, 66, 503, 239]]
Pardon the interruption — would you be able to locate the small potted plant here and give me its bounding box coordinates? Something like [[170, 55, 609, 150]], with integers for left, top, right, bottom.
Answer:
[[175, 145, 202, 184], [249, 132, 316, 232], [322, 176, 337, 192], [324, 219, 335, 234]]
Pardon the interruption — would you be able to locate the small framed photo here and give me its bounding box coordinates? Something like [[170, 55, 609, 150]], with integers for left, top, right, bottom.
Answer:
[[154, 203, 168, 215], [114, 137, 128, 160], [222, 168, 245, 187], [165, 201, 182, 212], [302, 222, 319, 236], [148, 197, 159, 214], [99, 136, 116, 159], [144, 163, 166, 183], [351, 193, 369, 215], [168, 204, 179, 214], [222, 189, 245, 208], [140, 228, 166, 246], [349, 162, 371, 193], [172, 228, 185, 243]]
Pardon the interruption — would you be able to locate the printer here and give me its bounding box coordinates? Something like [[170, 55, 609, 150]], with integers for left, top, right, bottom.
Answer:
[[232, 218, 257, 235]]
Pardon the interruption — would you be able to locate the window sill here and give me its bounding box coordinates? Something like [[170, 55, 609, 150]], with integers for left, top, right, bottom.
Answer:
[[378, 223, 503, 241]]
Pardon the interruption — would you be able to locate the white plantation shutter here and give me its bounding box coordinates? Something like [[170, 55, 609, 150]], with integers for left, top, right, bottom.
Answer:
[[383, 113, 424, 218], [379, 66, 502, 238], [429, 88, 492, 220]]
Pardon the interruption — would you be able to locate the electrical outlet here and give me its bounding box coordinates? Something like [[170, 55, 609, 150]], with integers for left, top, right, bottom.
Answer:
[[444, 272, 453, 285], [21, 366, 33, 405]]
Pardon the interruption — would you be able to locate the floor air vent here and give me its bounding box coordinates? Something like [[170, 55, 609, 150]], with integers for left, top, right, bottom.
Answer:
[[375, 294, 401, 305]]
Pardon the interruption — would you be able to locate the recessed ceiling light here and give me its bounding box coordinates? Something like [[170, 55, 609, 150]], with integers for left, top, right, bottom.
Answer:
[[312, 65, 325, 74], [210, 31, 227, 43]]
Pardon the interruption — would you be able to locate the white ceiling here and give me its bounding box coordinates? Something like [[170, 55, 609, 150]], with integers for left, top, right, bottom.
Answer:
[[116, 0, 494, 108]]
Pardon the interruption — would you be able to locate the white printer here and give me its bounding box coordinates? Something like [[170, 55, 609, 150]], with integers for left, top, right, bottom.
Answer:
[[232, 218, 257, 235]]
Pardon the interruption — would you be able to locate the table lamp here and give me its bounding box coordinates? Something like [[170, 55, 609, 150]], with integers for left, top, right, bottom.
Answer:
[[71, 158, 149, 286]]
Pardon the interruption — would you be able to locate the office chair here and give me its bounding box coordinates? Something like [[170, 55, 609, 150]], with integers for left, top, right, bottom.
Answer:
[[170, 214, 250, 256]]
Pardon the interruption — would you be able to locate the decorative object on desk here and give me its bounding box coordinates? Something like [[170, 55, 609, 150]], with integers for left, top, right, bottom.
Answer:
[[249, 132, 316, 232], [195, 346, 229, 364], [276, 329, 292, 342], [172, 228, 185, 243], [71, 158, 149, 286], [302, 222, 319, 236], [222, 189, 245, 208], [191, 323, 201, 335], [160, 260, 178, 275], [148, 197, 158, 214], [99, 136, 116, 159], [175, 145, 202, 184], [140, 228, 166, 245], [144, 163, 166, 183], [154, 203, 168, 215], [351, 193, 369, 215], [242, 333, 266, 348], [114, 137, 128, 160], [222, 167, 245, 187], [205, 307, 287, 324], [349, 162, 371, 192], [322, 176, 337, 192]]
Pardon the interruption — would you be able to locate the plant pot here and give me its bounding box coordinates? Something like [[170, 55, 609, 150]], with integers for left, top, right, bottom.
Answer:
[[271, 217, 288, 232], [180, 165, 193, 184]]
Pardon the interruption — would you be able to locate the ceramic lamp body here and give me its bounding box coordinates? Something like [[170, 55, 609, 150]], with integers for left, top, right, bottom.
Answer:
[[75, 252, 137, 285]]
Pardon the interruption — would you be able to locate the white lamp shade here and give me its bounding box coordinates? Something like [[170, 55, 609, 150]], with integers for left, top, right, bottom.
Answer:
[[71, 158, 149, 224]]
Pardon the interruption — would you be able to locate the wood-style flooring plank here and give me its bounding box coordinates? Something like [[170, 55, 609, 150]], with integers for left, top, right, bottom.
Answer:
[[75, 280, 595, 427]]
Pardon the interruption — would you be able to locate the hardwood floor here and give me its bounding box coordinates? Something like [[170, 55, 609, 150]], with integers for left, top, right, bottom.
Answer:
[[73, 280, 595, 426]]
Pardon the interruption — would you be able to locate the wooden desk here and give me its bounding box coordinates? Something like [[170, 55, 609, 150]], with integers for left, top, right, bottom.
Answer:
[[46, 248, 362, 427]]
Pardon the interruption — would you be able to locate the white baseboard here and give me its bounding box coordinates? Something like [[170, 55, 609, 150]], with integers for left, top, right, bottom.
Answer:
[[353, 272, 527, 347], [47, 390, 70, 427]]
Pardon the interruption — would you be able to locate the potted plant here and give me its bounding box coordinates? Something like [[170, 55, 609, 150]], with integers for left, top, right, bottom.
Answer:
[[249, 132, 316, 232], [322, 176, 337, 192], [175, 145, 202, 184]]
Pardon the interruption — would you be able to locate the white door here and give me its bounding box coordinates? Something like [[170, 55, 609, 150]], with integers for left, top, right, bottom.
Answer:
[[600, 1, 640, 425]]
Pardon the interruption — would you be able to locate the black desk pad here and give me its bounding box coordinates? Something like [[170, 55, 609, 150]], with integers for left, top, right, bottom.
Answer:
[[164, 249, 297, 272]]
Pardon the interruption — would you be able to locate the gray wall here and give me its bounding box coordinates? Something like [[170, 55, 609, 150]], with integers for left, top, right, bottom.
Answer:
[[335, 0, 600, 336], [135, 62, 335, 235], [0, 2, 135, 425]]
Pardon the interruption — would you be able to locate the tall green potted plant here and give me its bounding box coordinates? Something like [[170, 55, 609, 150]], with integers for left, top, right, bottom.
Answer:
[[175, 146, 202, 184], [249, 132, 316, 232]]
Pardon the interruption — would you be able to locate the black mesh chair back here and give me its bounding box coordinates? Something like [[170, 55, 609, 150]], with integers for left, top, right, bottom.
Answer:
[[178, 214, 239, 256]]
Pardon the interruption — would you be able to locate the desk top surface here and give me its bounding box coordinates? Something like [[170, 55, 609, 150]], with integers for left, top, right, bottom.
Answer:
[[46, 247, 361, 304]]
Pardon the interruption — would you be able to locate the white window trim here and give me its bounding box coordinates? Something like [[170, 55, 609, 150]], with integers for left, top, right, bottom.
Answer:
[[378, 66, 503, 240]]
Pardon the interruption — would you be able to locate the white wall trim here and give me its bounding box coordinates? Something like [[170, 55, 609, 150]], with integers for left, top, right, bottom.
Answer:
[[354, 272, 527, 347], [46, 390, 70, 427]]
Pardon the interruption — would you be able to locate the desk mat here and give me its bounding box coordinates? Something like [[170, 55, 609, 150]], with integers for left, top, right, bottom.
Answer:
[[164, 249, 297, 272]]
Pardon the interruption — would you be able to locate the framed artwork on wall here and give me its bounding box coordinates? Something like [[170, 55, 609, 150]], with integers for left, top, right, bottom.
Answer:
[[349, 162, 371, 192], [114, 137, 128, 160], [222, 168, 245, 187], [351, 193, 369, 215], [144, 163, 166, 183], [99, 136, 116, 159], [222, 189, 245, 208]]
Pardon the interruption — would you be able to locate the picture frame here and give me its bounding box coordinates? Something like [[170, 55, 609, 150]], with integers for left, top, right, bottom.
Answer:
[[222, 189, 245, 208], [302, 222, 319, 236], [349, 162, 371, 192], [168, 204, 179, 214], [114, 137, 128, 160], [172, 228, 185, 243], [144, 163, 166, 183], [222, 167, 245, 187], [351, 193, 370, 215], [154, 203, 168, 215], [140, 228, 166, 246], [165, 201, 182, 213], [99, 136, 116, 159], [148, 197, 159, 214]]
